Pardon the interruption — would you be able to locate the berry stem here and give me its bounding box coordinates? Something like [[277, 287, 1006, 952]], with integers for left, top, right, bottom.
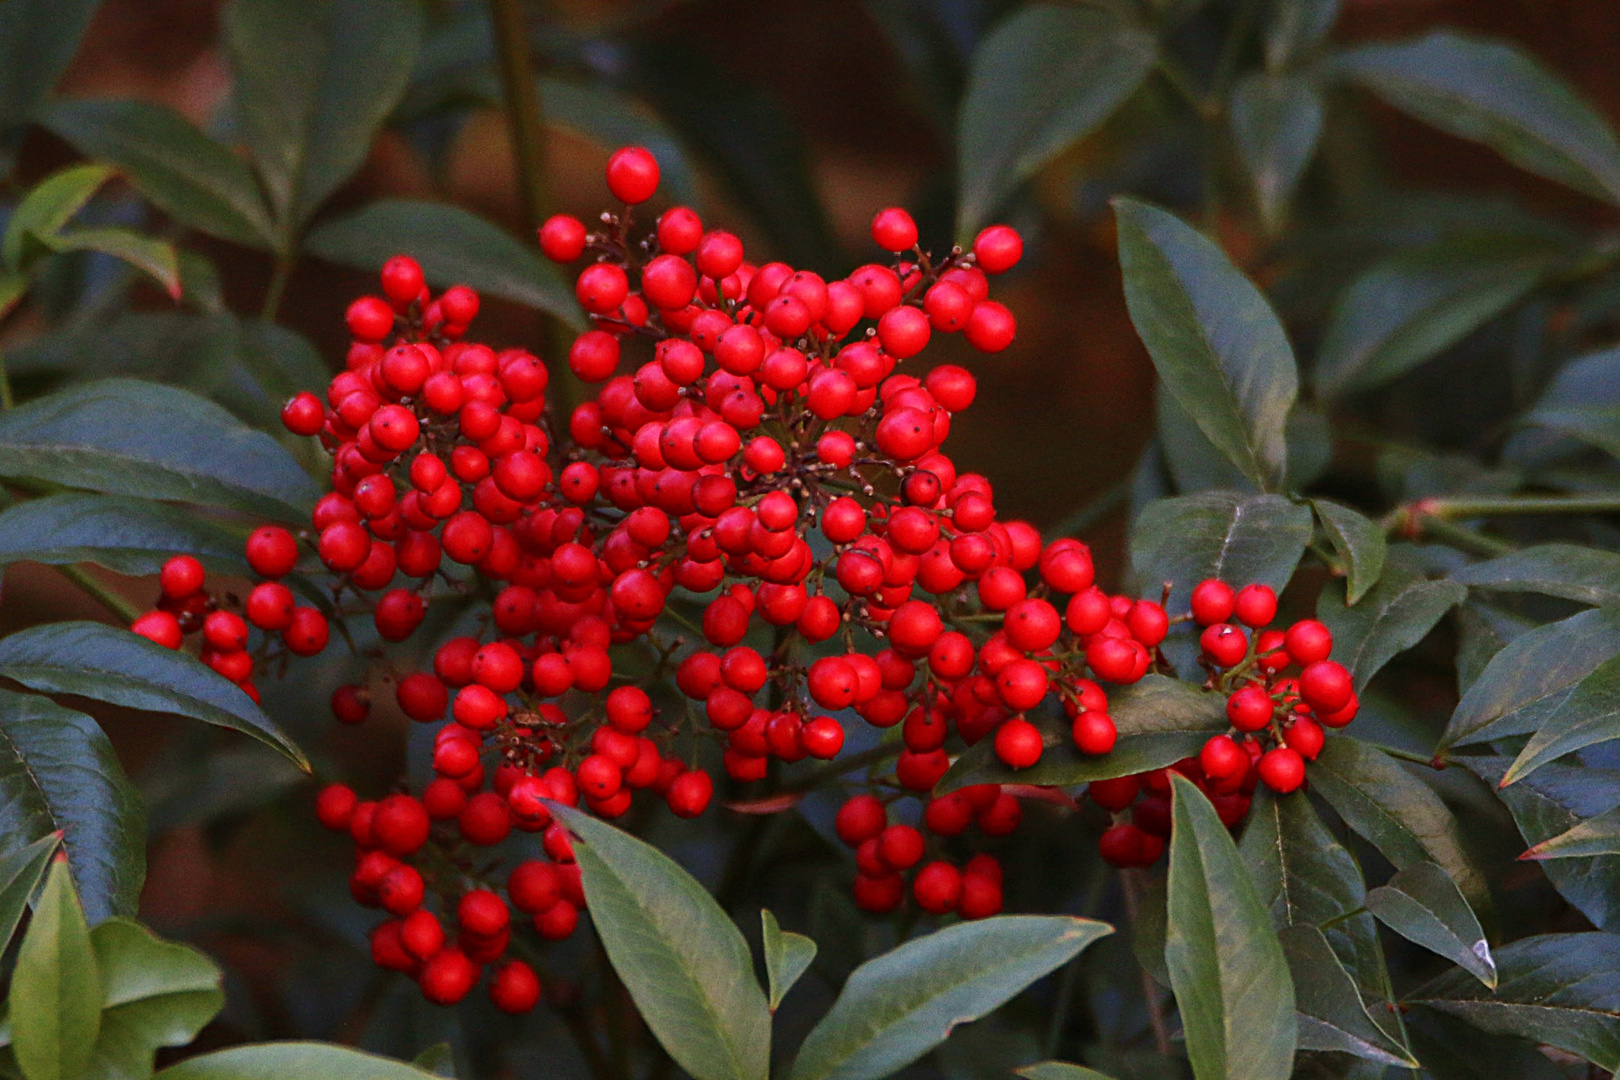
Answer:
[[260, 257, 293, 321], [59, 564, 143, 624], [1419, 494, 1620, 518]]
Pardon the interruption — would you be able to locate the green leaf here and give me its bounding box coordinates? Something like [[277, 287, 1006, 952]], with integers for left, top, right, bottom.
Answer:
[[1406, 932, 1620, 1070], [1017, 1064, 1117, 1080], [1311, 499, 1386, 605], [1130, 492, 1314, 611], [305, 200, 582, 328], [43, 227, 182, 301], [1441, 606, 1620, 750], [222, 0, 424, 240], [0, 0, 98, 172], [1335, 31, 1620, 206], [1231, 72, 1323, 231], [1316, 558, 1465, 691], [1312, 234, 1557, 399], [1309, 736, 1488, 912], [789, 915, 1110, 1080], [1165, 774, 1296, 1080], [548, 804, 770, 1080], [0, 269, 27, 321], [154, 1042, 445, 1080], [1157, 388, 1255, 495], [410, 1044, 455, 1078], [0, 622, 308, 770], [1114, 199, 1300, 489], [1517, 346, 1620, 457], [0, 379, 320, 523], [1264, 0, 1340, 70], [1451, 544, 1620, 607], [936, 675, 1227, 793], [1404, 1009, 1567, 1080], [39, 99, 278, 250], [1281, 926, 1417, 1066], [84, 918, 224, 1080], [1502, 651, 1620, 786], [956, 5, 1157, 234], [761, 910, 816, 1012], [1456, 601, 1536, 697], [0, 494, 252, 578], [0, 689, 145, 924], [11, 859, 101, 1080], [2, 163, 113, 270], [0, 833, 59, 952], [1522, 805, 1620, 860], [1366, 863, 1495, 988]]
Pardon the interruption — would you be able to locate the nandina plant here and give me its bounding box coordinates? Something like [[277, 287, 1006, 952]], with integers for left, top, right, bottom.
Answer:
[[3, 2, 1620, 1080]]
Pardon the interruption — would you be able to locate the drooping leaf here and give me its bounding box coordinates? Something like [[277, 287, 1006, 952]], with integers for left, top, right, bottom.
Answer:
[[1016, 1064, 1117, 1080], [1502, 651, 1620, 785], [788, 915, 1110, 1080], [222, 0, 424, 241], [1309, 736, 1488, 912], [0, 622, 307, 769], [1317, 558, 1465, 691], [936, 675, 1227, 792], [1335, 31, 1620, 206], [956, 5, 1156, 234], [84, 918, 224, 1080], [0, 832, 59, 952], [1165, 774, 1296, 1080], [1522, 805, 1620, 860], [0, 689, 145, 923], [10, 859, 102, 1080], [0, 379, 320, 523], [1451, 544, 1620, 608], [548, 804, 770, 1080], [761, 910, 817, 1012], [0, 493, 252, 578], [1366, 863, 1495, 988], [1406, 933, 1620, 1071], [2, 163, 113, 270], [1441, 606, 1620, 750], [38, 99, 278, 250], [1130, 492, 1314, 611], [1312, 234, 1559, 399], [1311, 499, 1387, 605], [1281, 926, 1417, 1066], [0, 0, 99, 173], [1231, 72, 1323, 231], [154, 1043, 445, 1080], [305, 200, 582, 328], [42, 226, 182, 300], [1114, 199, 1299, 489]]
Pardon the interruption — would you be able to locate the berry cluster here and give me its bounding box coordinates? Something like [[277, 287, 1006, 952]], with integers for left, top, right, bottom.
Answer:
[[1088, 580, 1357, 868]]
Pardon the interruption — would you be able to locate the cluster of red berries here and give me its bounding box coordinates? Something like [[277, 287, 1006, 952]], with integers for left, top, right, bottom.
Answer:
[[1088, 580, 1357, 868]]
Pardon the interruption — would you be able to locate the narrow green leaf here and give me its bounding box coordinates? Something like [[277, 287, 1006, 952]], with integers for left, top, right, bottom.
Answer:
[[1503, 651, 1620, 785], [1311, 499, 1386, 605], [0, 494, 252, 578], [0, 689, 145, 924], [39, 98, 278, 250], [1451, 544, 1620, 608], [0, 269, 27, 321], [1309, 736, 1488, 913], [0, 622, 307, 769], [85, 918, 224, 1080], [1316, 559, 1465, 691], [1114, 198, 1299, 489], [1231, 72, 1323, 231], [1281, 926, 1417, 1066], [761, 910, 816, 1012], [1166, 774, 1296, 1080], [0, 379, 320, 523], [11, 859, 101, 1080], [0, 833, 59, 952], [2, 163, 113, 270], [1366, 863, 1495, 988], [305, 200, 582, 328], [0, 0, 99, 171], [936, 675, 1227, 793], [1017, 1064, 1116, 1080], [44, 227, 182, 300], [155, 1042, 445, 1079], [1406, 932, 1620, 1071], [222, 0, 424, 238], [789, 915, 1110, 1080], [1335, 31, 1620, 205], [1130, 492, 1313, 611], [549, 804, 770, 1080], [1523, 805, 1620, 860], [956, 5, 1156, 234], [1441, 606, 1620, 751]]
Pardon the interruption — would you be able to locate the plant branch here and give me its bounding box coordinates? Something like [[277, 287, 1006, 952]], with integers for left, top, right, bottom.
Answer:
[[59, 564, 143, 623], [489, 0, 548, 235], [1120, 869, 1172, 1058], [260, 257, 293, 322]]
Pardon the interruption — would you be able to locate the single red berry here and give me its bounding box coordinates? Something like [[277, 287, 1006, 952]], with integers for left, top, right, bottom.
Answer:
[[1189, 580, 1235, 626], [606, 146, 660, 203], [419, 948, 478, 1005], [1299, 660, 1353, 713], [913, 861, 963, 914], [972, 225, 1023, 274], [1072, 710, 1117, 755], [380, 255, 425, 308], [281, 391, 325, 436], [1200, 734, 1248, 779], [1258, 747, 1306, 793], [1285, 716, 1326, 759], [1226, 684, 1274, 731], [1232, 583, 1278, 628], [871, 207, 918, 252], [667, 770, 713, 818], [539, 214, 587, 261], [1200, 623, 1248, 668], [1088, 775, 1139, 811], [131, 610, 183, 649], [1284, 619, 1333, 665], [834, 794, 887, 846], [490, 959, 542, 1014], [245, 525, 300, 579], [994, 716, 1044, 770], [159, 554, 205, 599]]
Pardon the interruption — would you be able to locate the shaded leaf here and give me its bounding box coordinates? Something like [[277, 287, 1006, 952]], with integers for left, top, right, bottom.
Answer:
[[1312, 499, 1386, 606], [154, 1043, 445, 1080], [10, 859, 101, 1080], [0, 832, 59, 953], [1264, 0, 1340, 70], [2, 163, 112, 270], [1522, 805, 1620, 860], [1317, 558, 1465, 690], [85, 918, 224, 1080], [1157, 388, 1254, 495], [1130, 492, 1313, 611], [1115, 199, 1299, 488], [1517, 346, 1620, 457], [1503, 651, 1620, 785], [957, 5, 1156, 234], [0, 689, 144, 923], [1282, 926, 1417, 1066], [0, 622, 307, 769], [1455, 601, 1536, 697], [0, 0, 99, 173], [1451, 544, 1620, 607], [1017, 1064, 1116, 1080], [0, 494, 251, 578], [761, 909, 816, 1012], [789, 915, 1110, 1080], [43, 226, 181, 300], [1366, 863, 1495, 987], [1231, 72, 1323, 231]]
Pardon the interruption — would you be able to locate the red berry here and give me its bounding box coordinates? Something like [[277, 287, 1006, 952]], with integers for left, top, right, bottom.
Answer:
[[380, 255, 425, 308], [871, 208, 918, 252], [1232, 583, 1278, 628], [606, 146, 660, 204], [1226, 684, 1274, 731], [1285, 717, 1326, 759], [1284, 619, 1333, 665], [667, 770, 713, 818], [539, 214, 587, 261], [1072, 710, 1117, 756], [131, 610, 183, 649], [1200, 734, 1248, 779], [1200, 623, 1248, 668], [835, 794, 887, 846], [1088, 775, 1139, 811], [281, 391, 325, 436], [1299, 660, 1353, 713], [994, 716, 1044, 769], [913, 862, 963, 914], [420, 948, 478, 1005], [1258, 747, 1306, 793], [159, 554, 205, 598], [1190, 580, 1235, 626], [972, 225, 1023, 274], [490, 959, 542, 1014]]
